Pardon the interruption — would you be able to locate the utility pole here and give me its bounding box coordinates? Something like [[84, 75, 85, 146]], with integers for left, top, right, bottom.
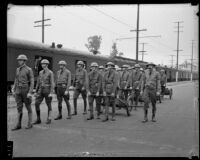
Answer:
[[130, 4, 147, 63], [191, 40, 195, 81], [139, 43, 148, 61], [170, 55, 176, 68], [174, 21, 183, 82], [34, 5, 51, 43]]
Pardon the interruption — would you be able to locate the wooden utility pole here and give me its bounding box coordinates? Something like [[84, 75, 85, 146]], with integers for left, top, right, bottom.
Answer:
[[130, 4, 147, 63], [174, 21, 183, 82], [139, 43, 148, 61], [34, 5, 51, 43]]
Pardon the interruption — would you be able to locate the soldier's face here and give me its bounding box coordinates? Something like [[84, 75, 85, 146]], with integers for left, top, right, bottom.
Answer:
[[107, 65, 112, 70], [77, 64, 82, 68], [59, 65, 64, 69], [91, 66, 96, 71], [42, 64, 48, 69], [136, 67, 139, 71], [148, 65, 153, 70], [17, 60, 25, 66]]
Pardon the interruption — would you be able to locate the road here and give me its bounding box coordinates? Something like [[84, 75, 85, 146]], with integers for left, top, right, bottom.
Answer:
[[7, 81, 199, 157]]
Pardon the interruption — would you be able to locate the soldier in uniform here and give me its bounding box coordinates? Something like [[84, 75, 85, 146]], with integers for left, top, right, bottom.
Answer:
[[141, 62, 161, 123], [87, 62, 102, 120], [102, 62, 118, 122], [129, 64, 143, 110], [33, 59, 54, 124], [98, 65, 106, 113], [12, 54, 34, 130], [118, 64, 130, 100], [54, 60, 72, 120], [73, 61, 88, 115], [160, 69, 167, 97]]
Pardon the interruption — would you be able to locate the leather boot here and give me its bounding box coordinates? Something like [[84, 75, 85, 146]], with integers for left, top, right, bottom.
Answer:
[[25, 113, 33, 129], [87, 114, 94, 120], [72, 99, 77, 115], [152, 108, 156, 122], [33, 110, 41, 124], [46, 110, 52, 124], [142, 109, 148, 123], [12, 113, 22, 131], [66, 102, 72, 119], [55, 108, 62, 120], [83, 99, 87, 114]]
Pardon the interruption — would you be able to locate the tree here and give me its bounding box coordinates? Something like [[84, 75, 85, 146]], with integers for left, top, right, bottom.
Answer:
[[118, 52, 124, 57], [110, 42, 118, 57], [85, 35, 102, 55]]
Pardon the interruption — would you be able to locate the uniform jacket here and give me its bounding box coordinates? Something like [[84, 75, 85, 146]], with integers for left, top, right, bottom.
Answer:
[[13, 64, 34, 94], [119, 70, 130, 89], [141, 69, 161, 92], [88, 70, 102, 94], [160, 73, 167, 86], [129, 70, 143, 89], [102, 69, 118, 94], [56, 68, 71, 90], [36, 68, 55, 93], [74, 68, 88, 90], [98, 70, 105, 94]]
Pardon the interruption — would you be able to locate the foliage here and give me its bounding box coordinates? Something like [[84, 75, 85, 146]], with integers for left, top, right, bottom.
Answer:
[[85, 35, 102, 55]]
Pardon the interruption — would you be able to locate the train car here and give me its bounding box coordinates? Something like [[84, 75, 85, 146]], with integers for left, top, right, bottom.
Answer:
[[7, 38, 195, 92]]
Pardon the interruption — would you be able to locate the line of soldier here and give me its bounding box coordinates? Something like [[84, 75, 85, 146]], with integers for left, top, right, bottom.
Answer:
[[11, 54, 167, 131]]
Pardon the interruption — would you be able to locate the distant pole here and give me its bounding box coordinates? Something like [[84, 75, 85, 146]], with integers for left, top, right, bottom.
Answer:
[[174, 21, 183, 82], [34, 5, 51, 43], [139, 43, 148, 61], [136, 4, 139, 62], [130, 4, 147, 63], [170, 55, 176, 68], [191, 40, 194, 81]]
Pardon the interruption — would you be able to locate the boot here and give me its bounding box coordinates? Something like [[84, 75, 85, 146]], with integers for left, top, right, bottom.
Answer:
[[83, 99, 87, 114], [25, 113, 33, 129], [54, 108, 62, 120], [12, 113, 22, 131], [111, 116, 116, 121], [87, 114, 94, 120], [72, 99, 77, 115], [152, 108, 156, 122], [46, 110, 52, 124], [33, 110, 41, 124], [142, 109, 148, 123], [102, 116, 109, 122]]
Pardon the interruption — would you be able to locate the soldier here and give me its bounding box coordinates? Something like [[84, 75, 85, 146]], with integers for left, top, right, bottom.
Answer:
[[98, 65, 105, 113], [129, 64, 143, 110], [73, 61, 88, 115], [141, 62, 161, 123], [33, 59, 54, 124], [87, 62, 102, 120], [118, 64, 130, 100], [102, 62, 118, 122], [12, 54, 34, 130], [160, 69, 167, 97], [54, 60, 72, 120]]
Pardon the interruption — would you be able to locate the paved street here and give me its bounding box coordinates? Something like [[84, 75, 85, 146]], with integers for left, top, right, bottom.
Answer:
[[7, 81, 199, 157]]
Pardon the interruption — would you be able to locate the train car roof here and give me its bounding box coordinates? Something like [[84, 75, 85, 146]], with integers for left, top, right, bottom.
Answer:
[[7, 38, 111, 61]]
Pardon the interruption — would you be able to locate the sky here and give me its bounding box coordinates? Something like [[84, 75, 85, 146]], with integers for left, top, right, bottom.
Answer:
[[7, 4, 199, 67]]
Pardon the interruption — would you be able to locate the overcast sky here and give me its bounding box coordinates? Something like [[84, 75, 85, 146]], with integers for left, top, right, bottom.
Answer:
[[7, 4, 199, 66]]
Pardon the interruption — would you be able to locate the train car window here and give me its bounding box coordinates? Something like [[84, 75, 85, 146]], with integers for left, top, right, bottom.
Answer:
[[34, 55, 53, 76], [75, 60, 87, 70]]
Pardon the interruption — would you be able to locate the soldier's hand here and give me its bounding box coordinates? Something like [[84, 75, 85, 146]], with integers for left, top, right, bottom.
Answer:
[[27, 93, 32, 98], [103, 91, 106, 96], [88, 91, 91, 96], [48, 93, 53, 97], [111, 92, 115, 97], [64, 91, 69, 95], [140, 91, 143, 95], [96, 92, 100, 96], [82, 87, 85, 91], [116, 94, 119, 99], [129, 87, 132, 90]]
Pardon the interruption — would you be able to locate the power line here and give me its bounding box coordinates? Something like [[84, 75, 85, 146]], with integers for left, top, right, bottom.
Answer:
[[59, 6, 126, 37], [85, 5, 134, 29]]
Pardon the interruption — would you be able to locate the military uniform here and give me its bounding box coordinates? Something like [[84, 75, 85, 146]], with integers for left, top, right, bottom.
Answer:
[[12, 64, 34, 130], [55, 67, 72, 119], [129, 69, 143, 109], [73, 68, 88, 114], [118, 70, 130, 100], [34, 68, 54, 124], [87, 70, 102, 119], [141, 68, 161, 122], [98, 69, 106, 112], [160, 72, 167, 95], [102, 68, 118, 121]]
